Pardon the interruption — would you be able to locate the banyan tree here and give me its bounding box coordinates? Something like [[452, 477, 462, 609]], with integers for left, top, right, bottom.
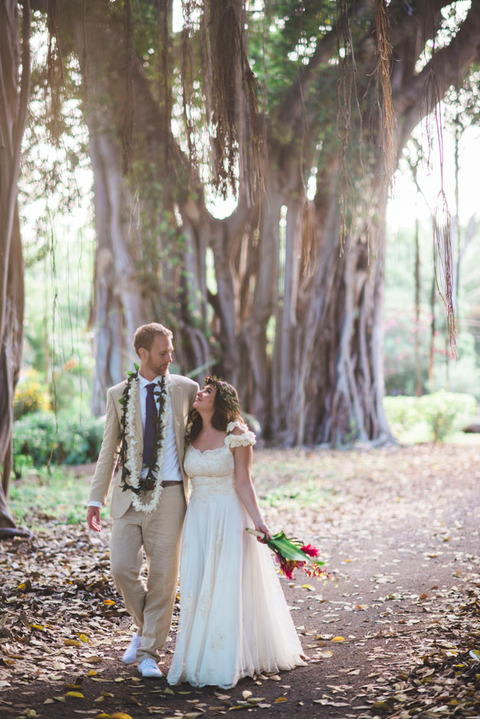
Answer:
[[1, 1, 480, 535]]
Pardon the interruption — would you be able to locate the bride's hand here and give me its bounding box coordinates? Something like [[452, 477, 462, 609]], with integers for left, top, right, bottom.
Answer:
[[255, 520, 271, 541]]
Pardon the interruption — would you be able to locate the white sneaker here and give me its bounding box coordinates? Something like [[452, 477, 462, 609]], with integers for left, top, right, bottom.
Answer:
[[122, 632, 142, 664], [139, 657, 163, 678]]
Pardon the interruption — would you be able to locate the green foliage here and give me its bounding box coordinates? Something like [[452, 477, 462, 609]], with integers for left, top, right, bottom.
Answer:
[[14, 369, 51, 419], [419, 391, 477, 443], [9, 466, 90, 529], [384, 219, 480, 399], [384, 391, 477, 444], [12, 411, 105, 475], [262, 477, 335, 509]]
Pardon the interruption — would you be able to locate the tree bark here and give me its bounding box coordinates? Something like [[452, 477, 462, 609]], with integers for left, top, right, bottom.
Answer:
[[0, 0, 32, 536], [414, 218, 422, 397], [87, 128, 150, 414]]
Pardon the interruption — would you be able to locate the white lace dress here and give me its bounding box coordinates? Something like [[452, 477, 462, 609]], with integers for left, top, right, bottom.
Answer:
[[167, 427, 305, 689]]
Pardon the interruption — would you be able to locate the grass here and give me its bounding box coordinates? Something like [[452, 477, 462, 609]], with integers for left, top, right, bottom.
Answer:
[[8, 432, 480, 532], [9, 451, 333, 532], [259, 476, 339, 509], [9, 466, 90, 531]]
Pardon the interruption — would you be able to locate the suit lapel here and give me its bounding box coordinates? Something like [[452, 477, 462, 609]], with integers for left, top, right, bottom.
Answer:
[[135, 382, 143, 448], [168, 375, 184, 452], [168, 376, 190, 487]]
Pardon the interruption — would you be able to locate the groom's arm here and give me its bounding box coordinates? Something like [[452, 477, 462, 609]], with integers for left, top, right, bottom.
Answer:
[[86, 388, 122, 530]]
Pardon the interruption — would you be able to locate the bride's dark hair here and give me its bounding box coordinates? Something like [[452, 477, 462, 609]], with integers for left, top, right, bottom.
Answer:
[[186, 376, 243, 444]]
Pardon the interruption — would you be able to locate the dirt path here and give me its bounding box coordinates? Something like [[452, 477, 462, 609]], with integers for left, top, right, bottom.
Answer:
[[1, 442, 480, 718]]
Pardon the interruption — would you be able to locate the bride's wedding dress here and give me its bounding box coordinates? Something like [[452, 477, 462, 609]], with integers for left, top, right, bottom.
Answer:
[[167, 428, 305, 689]]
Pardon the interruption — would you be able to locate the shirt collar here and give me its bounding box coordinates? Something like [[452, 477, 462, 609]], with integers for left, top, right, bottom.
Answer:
[[138, 372, 167, 388]]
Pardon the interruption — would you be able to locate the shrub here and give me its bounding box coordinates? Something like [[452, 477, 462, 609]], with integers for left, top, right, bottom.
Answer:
[[384, 391, 478, 444], [14, 370, 50, 419], [12, 411, 105, 476]]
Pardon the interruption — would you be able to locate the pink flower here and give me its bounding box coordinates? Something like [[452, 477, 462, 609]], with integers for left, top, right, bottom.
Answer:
[[301, 544, 320, 558], [247, 529, 327, 580], [278, 557, 304, 580]]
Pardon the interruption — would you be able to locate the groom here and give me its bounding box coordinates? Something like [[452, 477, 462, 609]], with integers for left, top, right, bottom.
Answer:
[[86, 323, 198, 678]]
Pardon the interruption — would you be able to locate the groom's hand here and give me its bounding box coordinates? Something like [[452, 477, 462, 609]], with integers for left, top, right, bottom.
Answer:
[[87, 506, 102, 532]]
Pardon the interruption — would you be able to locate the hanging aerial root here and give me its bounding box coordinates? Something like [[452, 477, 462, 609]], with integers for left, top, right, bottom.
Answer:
[[433, 190, 457, 358], [240, 66, 265, 206], [46, 0, 64, 143], [195, 0, 264, 201], [375, 0, 396, 183], [181, 0, 201, 180], [423, 68, 457, 357], [206, 0, 240, 196], [299, 200, 317, 278], [122, 0, 134, 174]]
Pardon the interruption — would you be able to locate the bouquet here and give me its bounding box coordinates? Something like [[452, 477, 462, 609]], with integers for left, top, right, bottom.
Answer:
[[246, 528, 326, 580]]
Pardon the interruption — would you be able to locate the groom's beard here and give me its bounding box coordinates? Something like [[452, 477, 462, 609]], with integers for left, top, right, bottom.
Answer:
[[146, 359, 171, 377]]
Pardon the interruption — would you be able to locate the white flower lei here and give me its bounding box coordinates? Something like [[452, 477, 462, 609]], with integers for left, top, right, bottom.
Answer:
[[120, 370, 171, 513]]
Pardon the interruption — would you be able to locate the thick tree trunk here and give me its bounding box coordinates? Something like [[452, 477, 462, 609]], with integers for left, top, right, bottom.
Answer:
[[0, 211, 29, 536], [0, 0, 32, 536], [87, 129, 149, 414], [271, 195, 303, 443], [242, 184, 283, 431], [292, 197, 392, 447]]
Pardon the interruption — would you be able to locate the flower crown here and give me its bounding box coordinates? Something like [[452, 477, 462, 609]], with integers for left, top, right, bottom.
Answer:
[[203, 375, 240, 413]]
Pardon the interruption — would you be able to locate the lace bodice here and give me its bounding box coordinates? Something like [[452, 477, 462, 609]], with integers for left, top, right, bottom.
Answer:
[[184, 427, 256, 499], [184, 444, 233, 479]]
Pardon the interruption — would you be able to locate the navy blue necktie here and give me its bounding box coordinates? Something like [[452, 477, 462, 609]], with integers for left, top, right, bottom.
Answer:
[[143, 383, 158, 468]]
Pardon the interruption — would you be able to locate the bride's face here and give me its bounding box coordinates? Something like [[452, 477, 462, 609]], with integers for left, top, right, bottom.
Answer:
[[193, 385, 217, 414]]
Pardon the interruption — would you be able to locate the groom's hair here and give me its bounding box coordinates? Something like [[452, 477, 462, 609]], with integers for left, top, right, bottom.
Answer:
[[133, 323, 173, 354]]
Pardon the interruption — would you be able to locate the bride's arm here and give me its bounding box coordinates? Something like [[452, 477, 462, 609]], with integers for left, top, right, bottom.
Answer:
[[233, 444, 271, 539]]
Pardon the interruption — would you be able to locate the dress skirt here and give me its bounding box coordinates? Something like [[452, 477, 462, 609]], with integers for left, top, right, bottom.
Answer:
[[167, 444, 305, 689]]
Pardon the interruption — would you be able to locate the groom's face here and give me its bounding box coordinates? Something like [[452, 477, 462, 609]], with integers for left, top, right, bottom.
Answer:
[[144, 335, 174, 377]]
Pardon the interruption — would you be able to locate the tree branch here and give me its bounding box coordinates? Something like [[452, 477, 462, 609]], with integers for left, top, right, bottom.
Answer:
[[274, 0, 370, 131], [394, 0, 480, 140]]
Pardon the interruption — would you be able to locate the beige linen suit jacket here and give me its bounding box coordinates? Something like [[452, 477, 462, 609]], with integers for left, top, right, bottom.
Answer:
[[88, 373, 198, 519]]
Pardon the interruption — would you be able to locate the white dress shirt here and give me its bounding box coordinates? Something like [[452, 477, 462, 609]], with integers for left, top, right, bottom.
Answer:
[[138, 372, 182, 483]]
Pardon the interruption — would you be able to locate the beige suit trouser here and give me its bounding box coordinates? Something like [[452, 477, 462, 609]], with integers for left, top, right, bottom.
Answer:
[[109, 484, 186, 663]]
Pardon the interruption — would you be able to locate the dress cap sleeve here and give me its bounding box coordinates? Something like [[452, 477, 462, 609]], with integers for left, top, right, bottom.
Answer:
[[225, 421, 256, 448]]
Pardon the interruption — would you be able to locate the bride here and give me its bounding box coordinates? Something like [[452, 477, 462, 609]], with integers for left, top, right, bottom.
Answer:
[[167, 376, 305, 689]]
